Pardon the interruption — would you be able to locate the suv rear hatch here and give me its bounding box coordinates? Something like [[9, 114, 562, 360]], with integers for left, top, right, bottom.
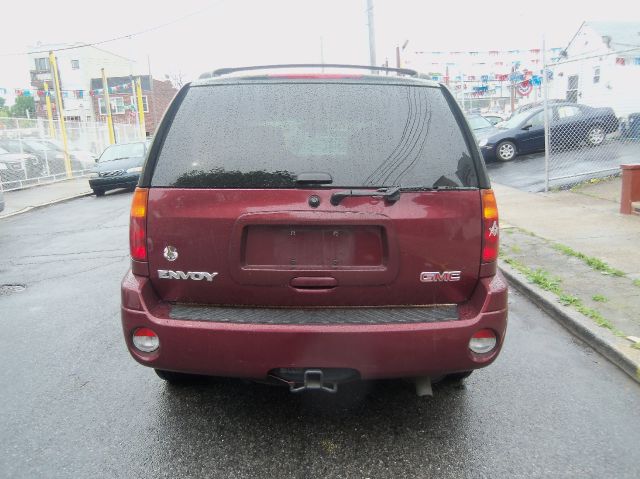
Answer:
[[141, 78, 489, 307]]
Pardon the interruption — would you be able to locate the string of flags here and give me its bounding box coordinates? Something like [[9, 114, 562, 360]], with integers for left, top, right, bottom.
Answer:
[[427, 59, 542, 66], [427, 71, 547, 85], [12, 82, 141, 99], [414, 47, 561, 56]]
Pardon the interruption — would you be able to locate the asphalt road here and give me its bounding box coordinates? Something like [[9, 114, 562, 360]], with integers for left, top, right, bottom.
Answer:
[[1, 191, 640, 479], [486, 140, 640, 192]]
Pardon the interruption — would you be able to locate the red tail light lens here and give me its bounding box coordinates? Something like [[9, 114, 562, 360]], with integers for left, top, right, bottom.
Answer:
[[132, 327, 159, 352], [481, 189, 499, 263], [469, 329, 497, 354], [130, 188, 149, 261]]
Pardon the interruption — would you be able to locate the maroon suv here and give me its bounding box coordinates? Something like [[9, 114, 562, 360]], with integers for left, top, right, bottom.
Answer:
[[121, 64, 508, 395]]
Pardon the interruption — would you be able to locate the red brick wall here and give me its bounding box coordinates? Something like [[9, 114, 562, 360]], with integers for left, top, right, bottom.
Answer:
[[91, 79, 177, 135]]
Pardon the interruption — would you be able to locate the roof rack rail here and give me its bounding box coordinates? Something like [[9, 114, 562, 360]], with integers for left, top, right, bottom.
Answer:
[[199, 64, 419, 79]]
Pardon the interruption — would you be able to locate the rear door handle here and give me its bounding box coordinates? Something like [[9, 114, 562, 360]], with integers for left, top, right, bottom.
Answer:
[[290, 277, 338, 289]]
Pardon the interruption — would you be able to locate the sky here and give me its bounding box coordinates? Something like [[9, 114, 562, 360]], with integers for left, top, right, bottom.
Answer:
[[0, 0, 638, 91]]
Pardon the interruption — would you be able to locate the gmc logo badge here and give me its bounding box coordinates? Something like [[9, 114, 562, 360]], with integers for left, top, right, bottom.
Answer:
[[420, 271, 461, 282]]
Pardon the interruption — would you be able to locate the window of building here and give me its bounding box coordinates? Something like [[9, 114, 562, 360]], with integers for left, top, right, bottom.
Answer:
[[98, 97, 126, 115], [593, 67, 600, 84], [71, 60, 80, 70], [566, 75, 579, 103], [130, 95, 149, 113], [35, 57, 50, 71]]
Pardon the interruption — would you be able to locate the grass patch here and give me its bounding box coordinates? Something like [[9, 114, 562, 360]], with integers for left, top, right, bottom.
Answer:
[[632, 342, 640, 351], [569, 174, 619, 192], [510, 245, 521, 254], [592, 294, 608, 303], [552, 243, 625, 277], [528, 268, 562, 294], [634, 279, 640, 288], [503, 257, 562, 295], [559, 294, 581, 306], [502, 254, 624, 336]]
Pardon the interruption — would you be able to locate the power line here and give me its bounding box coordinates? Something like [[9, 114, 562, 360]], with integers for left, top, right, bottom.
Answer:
[[547, 46, 640, 67], [0, 1, 223, 57]]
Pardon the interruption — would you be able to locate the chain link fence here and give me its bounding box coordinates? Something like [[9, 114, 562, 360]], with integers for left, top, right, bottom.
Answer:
[[543, 47, 640, 189], [0, 117, 140, 191]]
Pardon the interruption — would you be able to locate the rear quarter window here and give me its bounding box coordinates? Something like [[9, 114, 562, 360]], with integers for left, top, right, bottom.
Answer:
[[151, 82, 479, 189]]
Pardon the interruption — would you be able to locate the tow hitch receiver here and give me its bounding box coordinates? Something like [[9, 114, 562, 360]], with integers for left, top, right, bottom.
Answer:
[[290, 369, 338, 393]]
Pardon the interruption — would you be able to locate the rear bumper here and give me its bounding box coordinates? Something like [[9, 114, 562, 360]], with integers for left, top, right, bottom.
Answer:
[[89, 173, 139, 191], [121, 270, 508, 380]]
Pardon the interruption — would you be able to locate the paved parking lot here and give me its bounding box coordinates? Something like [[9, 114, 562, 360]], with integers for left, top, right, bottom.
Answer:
[[486, 141, 640, 191], [1, 192, 639, 478]]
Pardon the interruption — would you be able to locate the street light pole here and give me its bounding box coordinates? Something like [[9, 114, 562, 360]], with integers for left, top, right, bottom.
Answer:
[[396, 40, 409, 69], [366, 0, 376, 68]]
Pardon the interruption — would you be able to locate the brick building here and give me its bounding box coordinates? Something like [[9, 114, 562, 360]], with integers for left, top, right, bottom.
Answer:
[[89, 75, 177, 135]]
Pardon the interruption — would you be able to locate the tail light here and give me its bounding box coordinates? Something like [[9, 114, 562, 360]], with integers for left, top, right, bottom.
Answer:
[[130, 188, 149, 262], [132, 327, 159, 352], [469, 329, 497, 354], [481, 189, 499, 263]]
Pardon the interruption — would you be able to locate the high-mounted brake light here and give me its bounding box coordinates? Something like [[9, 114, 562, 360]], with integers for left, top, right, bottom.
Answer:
[[266, 73, 364, 79], [481, 189, 499, 263], [130, 188, 149, 262]]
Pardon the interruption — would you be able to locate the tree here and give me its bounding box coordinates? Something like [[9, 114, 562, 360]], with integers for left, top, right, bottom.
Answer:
[[165, 71, 185, 89], [10, 96, 35, 118], [0, 97, 8, 117]]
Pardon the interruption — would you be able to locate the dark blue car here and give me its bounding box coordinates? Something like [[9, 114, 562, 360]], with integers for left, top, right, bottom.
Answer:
[[476, 103, 619, 162]]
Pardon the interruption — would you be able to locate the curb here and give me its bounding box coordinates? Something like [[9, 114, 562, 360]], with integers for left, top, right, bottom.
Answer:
[[0, 190, 93, 219], [500, 260, 640, 384]]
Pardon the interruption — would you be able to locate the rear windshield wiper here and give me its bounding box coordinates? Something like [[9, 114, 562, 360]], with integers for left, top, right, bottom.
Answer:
[[295, 172, 333, 186], [101, 156, 131, 163], [330, 186, 401, 206], [399, 186, 477, 192]]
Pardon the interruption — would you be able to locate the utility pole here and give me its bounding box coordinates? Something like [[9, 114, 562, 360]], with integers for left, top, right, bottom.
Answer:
[[49, 51, 72, 178], [101, 68, 116, 145], [396, 39, 409, 69], [135, 77, 146, 139], [510, 65, 516, 114], [366, 0, 376, 68], [43, 82, 56, 139], [543, 37, 550, 193]]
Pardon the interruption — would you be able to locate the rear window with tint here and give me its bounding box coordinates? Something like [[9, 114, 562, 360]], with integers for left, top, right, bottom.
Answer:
[[151, 82, 478, 188]]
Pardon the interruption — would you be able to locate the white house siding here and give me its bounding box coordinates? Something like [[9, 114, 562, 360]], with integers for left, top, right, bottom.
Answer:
[[547, 23, 640, 119]]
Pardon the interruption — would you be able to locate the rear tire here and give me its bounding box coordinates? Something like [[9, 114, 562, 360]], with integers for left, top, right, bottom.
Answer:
[[586, 125, 605, 147], [496, 141, 517, 161], [155, 369, 198, 384], [93, 189, 105, 197], [446, 371, 473, 382]]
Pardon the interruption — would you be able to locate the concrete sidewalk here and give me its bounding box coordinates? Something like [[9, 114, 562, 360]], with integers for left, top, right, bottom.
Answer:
[[0, 177, 92, 219], [494, 176, 640, 382], [494, 177, 640, 278]]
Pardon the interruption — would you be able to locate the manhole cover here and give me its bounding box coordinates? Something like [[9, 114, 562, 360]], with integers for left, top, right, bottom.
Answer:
[[0, 284, 26, 295]]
